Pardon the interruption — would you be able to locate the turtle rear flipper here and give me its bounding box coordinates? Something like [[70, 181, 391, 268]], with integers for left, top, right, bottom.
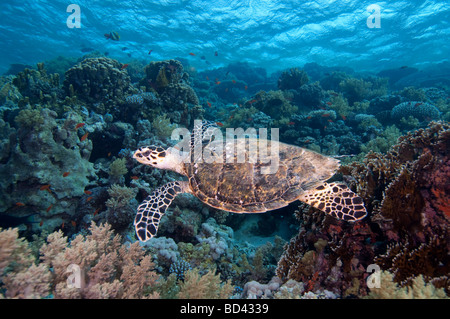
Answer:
[[134, 181, 189, 241], [299, 182, 367, 221]]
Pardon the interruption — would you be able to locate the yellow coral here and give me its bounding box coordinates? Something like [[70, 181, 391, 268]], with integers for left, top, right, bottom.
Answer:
[[105, 184, 137, 208], [178, 268, 234, 299], [367, 270, 448, 299], [109, 158, 128, 178], [152, 114, 176, 139]]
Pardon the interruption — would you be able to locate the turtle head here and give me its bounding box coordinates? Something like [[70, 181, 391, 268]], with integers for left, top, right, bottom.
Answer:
[[133, 146, 186, 174]]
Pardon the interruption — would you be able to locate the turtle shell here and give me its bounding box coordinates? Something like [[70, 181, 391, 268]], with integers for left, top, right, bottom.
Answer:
[[184, 138, 339, 213]]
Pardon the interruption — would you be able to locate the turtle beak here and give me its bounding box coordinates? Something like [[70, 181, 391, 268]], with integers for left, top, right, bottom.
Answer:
[[133, 148, 150, 165]]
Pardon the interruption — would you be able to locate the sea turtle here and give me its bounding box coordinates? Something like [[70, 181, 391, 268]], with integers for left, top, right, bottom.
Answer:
[[132, 121, 367, 242]]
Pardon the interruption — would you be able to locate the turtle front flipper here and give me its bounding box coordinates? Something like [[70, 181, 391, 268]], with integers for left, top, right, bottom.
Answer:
[[134, 181, 190, 241], [299, 182, 367, 221]]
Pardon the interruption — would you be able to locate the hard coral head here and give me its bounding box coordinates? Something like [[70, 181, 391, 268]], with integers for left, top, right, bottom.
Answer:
[[133, 146, 167, 167]]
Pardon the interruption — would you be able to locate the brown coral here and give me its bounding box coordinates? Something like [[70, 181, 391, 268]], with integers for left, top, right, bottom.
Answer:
[[63, 57, 133, 116], [276, 121, 450, 296]]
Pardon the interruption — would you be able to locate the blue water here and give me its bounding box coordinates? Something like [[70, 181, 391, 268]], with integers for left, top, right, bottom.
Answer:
[[1, 0, 449, 75]]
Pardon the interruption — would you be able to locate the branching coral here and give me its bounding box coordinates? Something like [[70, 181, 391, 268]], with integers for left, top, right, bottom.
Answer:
[[12, 63, 61, 106], [1, 222, 160, 298]]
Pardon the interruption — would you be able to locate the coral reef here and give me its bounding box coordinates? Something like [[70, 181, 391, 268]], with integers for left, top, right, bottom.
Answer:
[[0, 108, 95, 233], [1, 50, 448, 301], [276, 121, 450, 297]]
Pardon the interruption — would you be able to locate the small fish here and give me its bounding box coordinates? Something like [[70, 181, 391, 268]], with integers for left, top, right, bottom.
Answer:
[[232, 80, 236, 84], [306, 116, 312, 120], [61, 222, 65, 229], [330, 92, 339, 97], [216, 122, 224, 127], [130, 176, 139, 180], [121, 64, 129, 70], [287, 121, 295, 126], [39, 184, 51, 191], [205, 76, 210, 81], [121, 47, 128, 51], [215, 81, 221, 85], [108, 152, 112, 157], [214, 51, 218, 56], [321, 113, 330, 117], [207, 101, 212, 108], [84, 190, 92, 195], [148, 49, 153, 55], [414, 102, 423, 107], [200, 56, 206, 60], [327, 119, 333, 123], [244, 85, 248, 90], [326, 102, 332, 106], [15, 202, 25, 207], [189, 52, 196, 56], [71, 220, 77, 227], [46, 204, 53, 213], [341, 115, 347, 121], [63, 172, 70, 177], [93, 208, 100, 216], [39, 220, 43, 227], [304, 139, 311, 144], [80, 132, 89, 142], [400, 65, 408, 69], [104, 31, 120, 41], [248, 99, 257, 105], [86, 196, 93, 202], [75, 123, 85, 130]]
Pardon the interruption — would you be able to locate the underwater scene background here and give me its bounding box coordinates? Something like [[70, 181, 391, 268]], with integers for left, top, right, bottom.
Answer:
[[0, 0, 449, 299]]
